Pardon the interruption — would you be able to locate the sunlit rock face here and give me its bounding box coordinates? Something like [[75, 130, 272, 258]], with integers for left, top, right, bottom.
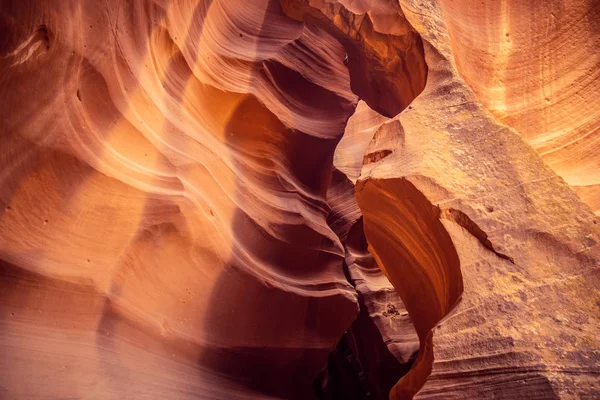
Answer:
[[437, 0, 600, 214], [0, 1, 599, 400]]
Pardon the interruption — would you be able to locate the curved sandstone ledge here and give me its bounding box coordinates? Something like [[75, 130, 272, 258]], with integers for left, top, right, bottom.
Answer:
[[320, 169, 420, 399], [356, 177, 463, 398]]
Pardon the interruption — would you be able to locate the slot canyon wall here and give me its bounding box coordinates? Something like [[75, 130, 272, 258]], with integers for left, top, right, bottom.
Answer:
[[0, 0, 598, 399]]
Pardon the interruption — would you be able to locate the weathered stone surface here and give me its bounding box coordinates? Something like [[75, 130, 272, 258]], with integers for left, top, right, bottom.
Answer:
[[356, 1, 600, 398], [1, 0, 598, 399], [437, 0, 600, 214]]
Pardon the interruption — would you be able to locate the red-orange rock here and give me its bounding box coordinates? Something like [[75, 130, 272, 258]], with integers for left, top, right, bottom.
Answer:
[[437, 0, 600, 214], [0, 0, 598, 399], [356, 1, 600, 397]]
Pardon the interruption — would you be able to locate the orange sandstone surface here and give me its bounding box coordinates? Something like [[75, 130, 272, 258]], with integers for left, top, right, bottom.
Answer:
[[0, 0, 598, 399]]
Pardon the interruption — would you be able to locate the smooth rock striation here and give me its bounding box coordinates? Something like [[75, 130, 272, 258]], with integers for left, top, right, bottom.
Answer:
[[1, 0, 599, 399], [437, 0, 600, 214]]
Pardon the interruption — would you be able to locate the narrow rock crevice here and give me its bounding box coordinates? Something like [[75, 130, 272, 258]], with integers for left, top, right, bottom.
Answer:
[[322, 169, 420, 399], [277, 3, 445, 398], [314, 283, 417, 400], [440, 207, 515, 264], [314, 261, 415, 400], [363, 149, 392, 165]]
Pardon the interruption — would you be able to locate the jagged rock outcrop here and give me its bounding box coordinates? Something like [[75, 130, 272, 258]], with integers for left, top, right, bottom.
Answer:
[[1, 0, 599, 399]]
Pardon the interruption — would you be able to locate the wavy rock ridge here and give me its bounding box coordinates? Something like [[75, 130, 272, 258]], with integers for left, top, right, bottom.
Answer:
[[1, 0, 599, 399]]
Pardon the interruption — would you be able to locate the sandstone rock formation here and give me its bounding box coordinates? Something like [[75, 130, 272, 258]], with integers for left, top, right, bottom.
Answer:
[[0, 0, 598, 399], [437, 0, 600, 215]]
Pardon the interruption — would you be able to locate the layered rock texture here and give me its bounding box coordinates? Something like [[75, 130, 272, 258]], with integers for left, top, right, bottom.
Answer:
[[0, 0, 598, 399], [438, 0, 600, 215]]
